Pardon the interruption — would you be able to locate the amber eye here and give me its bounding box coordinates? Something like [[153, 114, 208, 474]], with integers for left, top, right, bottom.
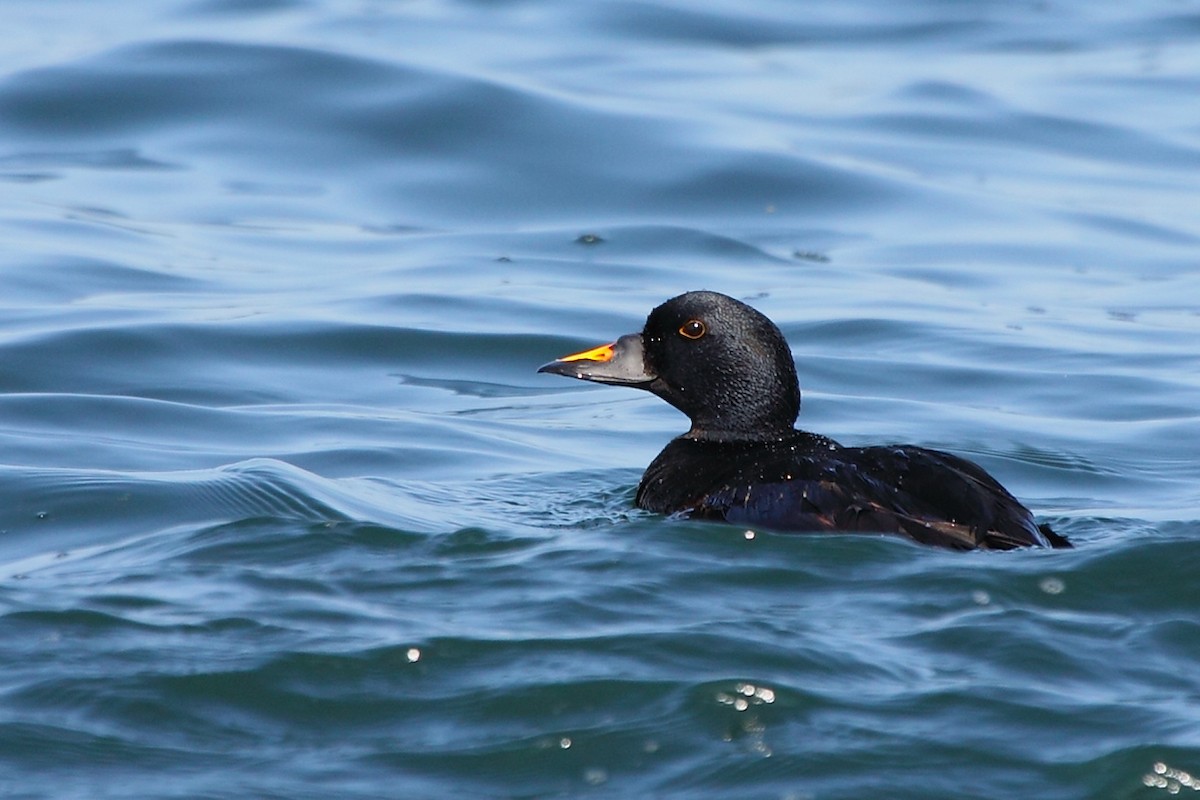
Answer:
[[678, 319, 706, 340]]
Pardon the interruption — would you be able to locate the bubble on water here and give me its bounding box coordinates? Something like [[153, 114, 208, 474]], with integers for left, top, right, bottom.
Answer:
[[1142, 761, 1200, 793], [406, 647, 421, 663], [971, 590, 991, 605], [1039, 577, 1065, 595], [720, 683, 778, 715]]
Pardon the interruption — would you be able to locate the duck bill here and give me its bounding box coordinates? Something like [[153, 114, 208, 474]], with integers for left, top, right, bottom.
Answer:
[[538, 333, 656, 386]]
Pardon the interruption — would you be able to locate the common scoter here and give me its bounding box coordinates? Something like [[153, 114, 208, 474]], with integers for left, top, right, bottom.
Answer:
[[539, 290, 1069, 550]]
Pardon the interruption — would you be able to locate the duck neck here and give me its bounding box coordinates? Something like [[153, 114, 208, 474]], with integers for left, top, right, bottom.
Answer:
[[683, 421, 798, 444]]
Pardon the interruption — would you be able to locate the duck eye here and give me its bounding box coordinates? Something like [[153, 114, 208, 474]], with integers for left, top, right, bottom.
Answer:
[[678, 319, 706, 340]]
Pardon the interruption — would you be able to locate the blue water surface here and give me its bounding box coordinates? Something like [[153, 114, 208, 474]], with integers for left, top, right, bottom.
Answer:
[[1, 1, 1199, 797]]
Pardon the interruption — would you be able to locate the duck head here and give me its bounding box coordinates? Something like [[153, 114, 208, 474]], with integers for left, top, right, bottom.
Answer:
[[539, 291, 800, 441]]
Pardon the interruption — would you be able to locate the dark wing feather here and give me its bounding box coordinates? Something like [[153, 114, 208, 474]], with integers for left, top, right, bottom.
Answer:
[[847, 445, 1063, 549], [689, 446, 1066, 550], [696, 477, 985, 550]]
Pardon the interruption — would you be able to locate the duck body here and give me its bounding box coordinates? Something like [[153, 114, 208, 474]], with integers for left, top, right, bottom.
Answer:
[[638, 433, 1067, 550], [539, 290, 1069, 550]]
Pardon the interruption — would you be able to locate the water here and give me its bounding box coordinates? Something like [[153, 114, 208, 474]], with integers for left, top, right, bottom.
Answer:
[[1, 0, 1199, 797]]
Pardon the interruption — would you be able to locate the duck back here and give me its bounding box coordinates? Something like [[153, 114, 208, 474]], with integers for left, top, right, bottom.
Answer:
[[636, 433, 1069, 550]]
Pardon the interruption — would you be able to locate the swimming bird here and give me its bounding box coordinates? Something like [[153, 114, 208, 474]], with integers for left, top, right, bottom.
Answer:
[[539, 290, 1069, 550]]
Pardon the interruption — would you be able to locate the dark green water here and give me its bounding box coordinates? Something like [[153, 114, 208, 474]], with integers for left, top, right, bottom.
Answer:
[[1, 1, 1198, 797]]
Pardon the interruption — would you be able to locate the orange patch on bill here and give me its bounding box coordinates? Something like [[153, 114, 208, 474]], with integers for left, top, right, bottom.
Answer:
[[557, 342, 616, 363]]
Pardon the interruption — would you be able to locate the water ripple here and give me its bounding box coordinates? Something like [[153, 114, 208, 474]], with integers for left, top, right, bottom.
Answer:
[[1, 0, 1198, 797]]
